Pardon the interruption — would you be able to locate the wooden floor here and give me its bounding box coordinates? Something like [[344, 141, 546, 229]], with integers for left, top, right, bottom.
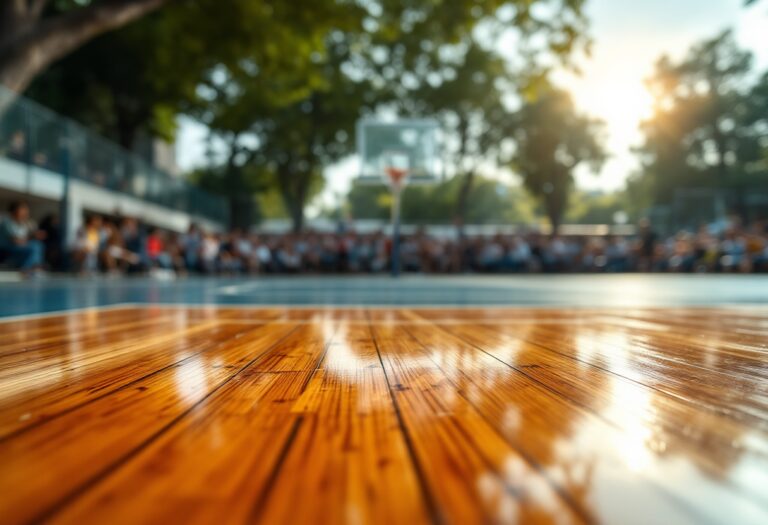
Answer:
[[0, 306, 767, 524]]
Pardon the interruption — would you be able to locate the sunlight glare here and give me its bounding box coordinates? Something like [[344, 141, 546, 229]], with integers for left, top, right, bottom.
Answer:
[[569, 80, 654, 148]]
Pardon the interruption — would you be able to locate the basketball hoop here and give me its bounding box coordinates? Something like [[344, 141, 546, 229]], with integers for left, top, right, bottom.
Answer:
[[385, 166, 409, 190], [356, 120, 443, 278]]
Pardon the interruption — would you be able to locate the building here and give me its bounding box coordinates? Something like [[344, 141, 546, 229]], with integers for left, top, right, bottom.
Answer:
[[0, 86, 225, 244]]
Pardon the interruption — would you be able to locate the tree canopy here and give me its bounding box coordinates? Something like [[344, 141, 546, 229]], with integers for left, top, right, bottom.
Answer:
[[6, 0, 604, 232], [508, 86, 605, 232], [636, 30, 768, 221], [178, 0, 592, 230]]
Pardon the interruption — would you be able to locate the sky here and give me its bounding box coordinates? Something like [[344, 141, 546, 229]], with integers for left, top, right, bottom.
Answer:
[[561, 0, 768, 191], [176, 0, 768, 205]]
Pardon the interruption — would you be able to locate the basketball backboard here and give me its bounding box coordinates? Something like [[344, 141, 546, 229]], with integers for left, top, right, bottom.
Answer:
[[356, 119, 442, 186]]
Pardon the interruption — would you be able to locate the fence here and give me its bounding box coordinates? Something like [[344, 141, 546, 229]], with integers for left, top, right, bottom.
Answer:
[[0, 85, 227, 224]]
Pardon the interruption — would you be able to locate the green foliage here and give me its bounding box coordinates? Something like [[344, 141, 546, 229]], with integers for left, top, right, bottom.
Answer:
[[368, 1, 590, 228], [636, 30, 768, 217], [347, 177, 539, 224], [508, 86, 605, 231], [27, 9, 189, 147], [27, 0, 356, 149], [24, 0, 592, 231]]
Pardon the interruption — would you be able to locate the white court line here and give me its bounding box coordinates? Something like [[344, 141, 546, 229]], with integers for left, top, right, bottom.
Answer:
[[104, 302, 768, 311], [2, 301, 767, 324], [0, 303, 140, 323]]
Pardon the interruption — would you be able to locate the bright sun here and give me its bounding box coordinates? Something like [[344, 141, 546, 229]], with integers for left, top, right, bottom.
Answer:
[[568, 79, 655, 147]]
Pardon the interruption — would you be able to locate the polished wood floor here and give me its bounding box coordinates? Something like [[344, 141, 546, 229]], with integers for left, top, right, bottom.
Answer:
[[0, 306, 767, 524]]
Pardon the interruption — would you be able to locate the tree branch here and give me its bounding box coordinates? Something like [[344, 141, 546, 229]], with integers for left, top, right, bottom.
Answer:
[[33, 0, 171, 64], [29, 0, 49, 19], [1, 0, 172, 92]]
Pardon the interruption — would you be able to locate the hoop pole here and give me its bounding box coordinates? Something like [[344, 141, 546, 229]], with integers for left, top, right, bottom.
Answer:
[[391, 185, 402, 277]]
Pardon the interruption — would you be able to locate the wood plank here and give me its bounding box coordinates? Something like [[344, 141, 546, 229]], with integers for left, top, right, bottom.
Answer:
[[484, 322, 768, 428], [254, 364, 429, 523], [402, 320, 767, 524], [0, 322, 299, 524], [371, 323, 588, 525], [48, 371, 311, 525], [419, 320, 768, 517], [0, 308, 171, 355], [249, 323, 428, 524], [0, 306, 766, 525], [0, 323, 256, 437], [46, 321, 342, 524]]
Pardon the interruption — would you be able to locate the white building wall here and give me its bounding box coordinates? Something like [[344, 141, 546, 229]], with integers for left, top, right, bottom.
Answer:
[[0, 157, 223, 245]]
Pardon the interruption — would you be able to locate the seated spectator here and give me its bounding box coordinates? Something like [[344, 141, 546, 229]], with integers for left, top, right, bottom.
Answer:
[[199, 232, 220, 274], [42, 214, 768, 277], [478, 237, 504, 272], [276, 241, 301, 273], [605, 236, 630, 272], [120, 217, 144, 268], [146, 228, 173, 269], [182, 223, 202, 271], [253, 235, 274, 273], [101, 222, 140, 274], [506, 236, 531, 272], [72, 214, 103, 274], [218, 233, 242, 274], [166, 233, 187, 274], [0, 201, 45, 276]]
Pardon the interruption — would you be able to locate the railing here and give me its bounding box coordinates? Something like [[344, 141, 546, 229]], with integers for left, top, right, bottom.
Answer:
[[0, 85, 227, 224]]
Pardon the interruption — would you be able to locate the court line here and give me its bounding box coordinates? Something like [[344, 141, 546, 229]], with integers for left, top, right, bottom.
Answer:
[[0, 303, 140, 323], [1, 301, 767, 323], [68, 301, 768, 311]]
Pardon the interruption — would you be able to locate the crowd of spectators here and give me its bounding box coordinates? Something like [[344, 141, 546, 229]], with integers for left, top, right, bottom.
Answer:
[[1, 200, 767, 277]]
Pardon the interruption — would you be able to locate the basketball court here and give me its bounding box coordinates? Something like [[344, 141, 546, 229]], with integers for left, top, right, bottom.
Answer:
[[2, 118, 768, 525], [0, 275, 767, 524]]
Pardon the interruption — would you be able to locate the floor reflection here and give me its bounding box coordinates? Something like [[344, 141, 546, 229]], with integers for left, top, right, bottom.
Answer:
[[1, 306, 767, 524]]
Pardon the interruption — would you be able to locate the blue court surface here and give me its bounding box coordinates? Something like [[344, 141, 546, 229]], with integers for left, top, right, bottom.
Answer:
[[1, 274, 767, 318]]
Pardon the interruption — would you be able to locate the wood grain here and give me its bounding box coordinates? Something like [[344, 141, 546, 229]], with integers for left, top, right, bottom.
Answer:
[[0, 306, 767, 525]]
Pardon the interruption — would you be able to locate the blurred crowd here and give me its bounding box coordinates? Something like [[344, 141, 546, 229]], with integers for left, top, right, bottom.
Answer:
[[2, 200, 768, 277]]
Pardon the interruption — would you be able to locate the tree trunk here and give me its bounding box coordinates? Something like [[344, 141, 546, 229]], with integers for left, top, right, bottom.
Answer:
[[454, 170, 475, 238], [546, 199, 563, 237], [289, 201, 305, 234], [290, 172, 310, 234], [275, 164, 306, 234], [228, 194, 254, 230], [0, 0, 170, 96]]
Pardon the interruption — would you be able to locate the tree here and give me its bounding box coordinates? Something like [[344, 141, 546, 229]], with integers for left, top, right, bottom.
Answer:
[[0, 0, 169, 96], [25, 0, 351, 150], [25, 10, 189, 149], [637, 31, 765, 219], [172, 0, 589, 231], [398, 40, 514, 234], [194, 5, 371, 231], [509, 86, 604, 233], [359, 0, 589, 235], [249, 37, 375, 232]]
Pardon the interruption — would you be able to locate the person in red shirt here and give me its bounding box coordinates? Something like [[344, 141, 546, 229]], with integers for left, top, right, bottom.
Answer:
[[146, 228, 170, 268]]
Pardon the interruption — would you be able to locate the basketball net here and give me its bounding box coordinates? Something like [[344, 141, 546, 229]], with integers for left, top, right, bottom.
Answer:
[[385, 166, 409, 191]]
